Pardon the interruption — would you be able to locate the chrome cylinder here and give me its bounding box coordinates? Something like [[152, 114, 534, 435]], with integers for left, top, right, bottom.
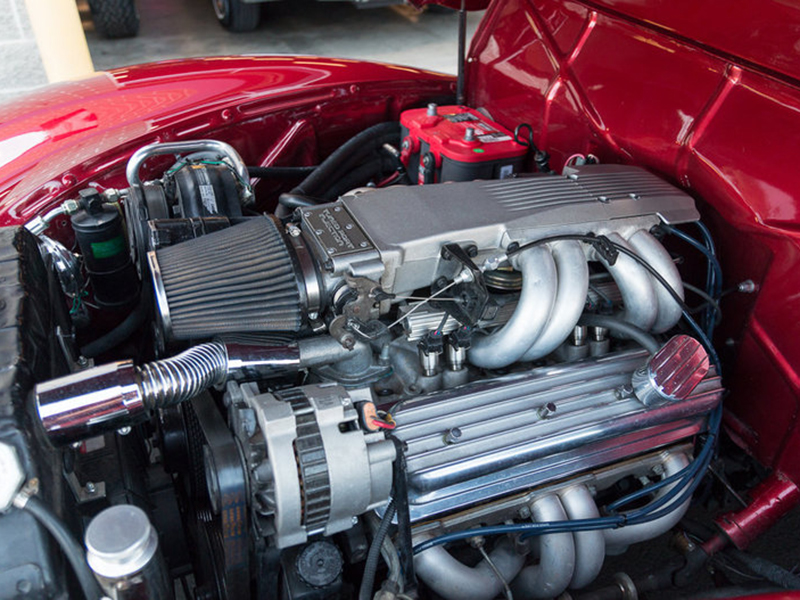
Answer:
[[36, 361, 146, 445], [85, 504, 172, 600]]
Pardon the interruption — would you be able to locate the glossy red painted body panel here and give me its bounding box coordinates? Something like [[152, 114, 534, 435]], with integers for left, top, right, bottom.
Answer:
[[0, 57, 455, 223], [466, 0, 800, 483]]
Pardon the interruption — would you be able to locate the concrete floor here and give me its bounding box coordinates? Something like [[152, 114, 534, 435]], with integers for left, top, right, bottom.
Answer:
[[81, 0, 484, 75]]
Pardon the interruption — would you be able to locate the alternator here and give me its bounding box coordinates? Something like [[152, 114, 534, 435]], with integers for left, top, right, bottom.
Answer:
[[226, 382, 395, 549]]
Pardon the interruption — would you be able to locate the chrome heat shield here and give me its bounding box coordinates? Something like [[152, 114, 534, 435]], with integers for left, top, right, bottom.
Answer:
[[391, 349, 722, 522]]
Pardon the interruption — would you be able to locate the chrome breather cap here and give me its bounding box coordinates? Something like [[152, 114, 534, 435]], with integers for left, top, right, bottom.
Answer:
[[85, 504, 159, 579], [633, 335, 710, 407]]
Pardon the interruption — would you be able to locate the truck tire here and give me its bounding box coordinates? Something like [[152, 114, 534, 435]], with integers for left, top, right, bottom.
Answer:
[[88, 0, 140, 39], [212, 0, 261, 32]]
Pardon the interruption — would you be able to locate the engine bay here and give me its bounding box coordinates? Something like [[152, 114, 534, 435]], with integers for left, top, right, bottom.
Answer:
[[1, 105, 753, 600]]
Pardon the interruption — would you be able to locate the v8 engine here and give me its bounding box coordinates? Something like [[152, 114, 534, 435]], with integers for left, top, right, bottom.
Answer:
[[23, 121, 725, 600]]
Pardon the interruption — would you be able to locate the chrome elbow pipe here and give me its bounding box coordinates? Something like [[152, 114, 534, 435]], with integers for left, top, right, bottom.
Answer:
[[521, 241, 589, 362], [511, 494, 576, 599], [469, 246, 557, 369], [414, 536, 526, 600], [603, 451, 691, 553], [627, 229, 684, 333], [598, 232, 659, 332], [559, 485, 605, 589], [413, 452, 696, 597]]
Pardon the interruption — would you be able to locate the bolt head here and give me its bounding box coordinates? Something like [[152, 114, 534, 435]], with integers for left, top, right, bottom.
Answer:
[[538, 402, 557, 418]]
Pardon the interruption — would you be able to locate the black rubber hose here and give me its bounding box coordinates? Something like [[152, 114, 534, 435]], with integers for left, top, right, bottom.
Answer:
[[578, 313, 661, 354], [80, 285, 152, 358], [247, 165, 317, 178], [277, 193, 317, 210], [359, 499, 397, 600], [725, 548, 800, 589], [22, 496, 103, 599], [390, 436, 417, 595], [291, 122, 400, 199], [321, 154, 398, 202]]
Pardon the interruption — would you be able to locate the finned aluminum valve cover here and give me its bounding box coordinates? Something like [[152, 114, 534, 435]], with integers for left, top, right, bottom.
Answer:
[[299, 164, 699, 294], [391, 348, 722, 523]]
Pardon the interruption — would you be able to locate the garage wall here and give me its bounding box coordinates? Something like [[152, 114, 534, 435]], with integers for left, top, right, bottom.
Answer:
[[0, 0, 48, 104]]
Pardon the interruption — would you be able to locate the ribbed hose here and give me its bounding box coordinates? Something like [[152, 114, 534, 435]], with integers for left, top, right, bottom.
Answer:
[[138, 342, 228, 408], [359, 499, 397, 600]]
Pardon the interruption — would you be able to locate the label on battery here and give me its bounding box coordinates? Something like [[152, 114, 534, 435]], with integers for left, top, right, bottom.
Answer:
[[444, 113, 479, 123], [477, 131, 513, 143]]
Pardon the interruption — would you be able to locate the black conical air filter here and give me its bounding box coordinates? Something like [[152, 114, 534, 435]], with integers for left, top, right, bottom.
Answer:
[[149, 217, 303, 340]]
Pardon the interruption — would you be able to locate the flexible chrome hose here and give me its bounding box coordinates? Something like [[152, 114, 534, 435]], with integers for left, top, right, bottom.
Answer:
[[138, 342, 228, 408]]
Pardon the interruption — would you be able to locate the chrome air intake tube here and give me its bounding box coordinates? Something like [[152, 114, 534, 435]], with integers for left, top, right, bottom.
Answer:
[[35, 336, 362, 445]]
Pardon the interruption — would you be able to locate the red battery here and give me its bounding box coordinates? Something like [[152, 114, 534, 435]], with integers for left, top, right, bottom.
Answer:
[[400, 105, 528, 184]]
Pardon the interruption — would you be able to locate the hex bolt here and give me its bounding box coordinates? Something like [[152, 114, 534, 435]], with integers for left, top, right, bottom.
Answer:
[[517, 505, 531, 519], [738, 279, 757, 293], [468, 535, 485, 549], [117, 426, 132, 436], [615, 384, 635, 400], [85, 482, 96, 494], [538, 402, 557, 419], [444, 427, 463, 444]]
